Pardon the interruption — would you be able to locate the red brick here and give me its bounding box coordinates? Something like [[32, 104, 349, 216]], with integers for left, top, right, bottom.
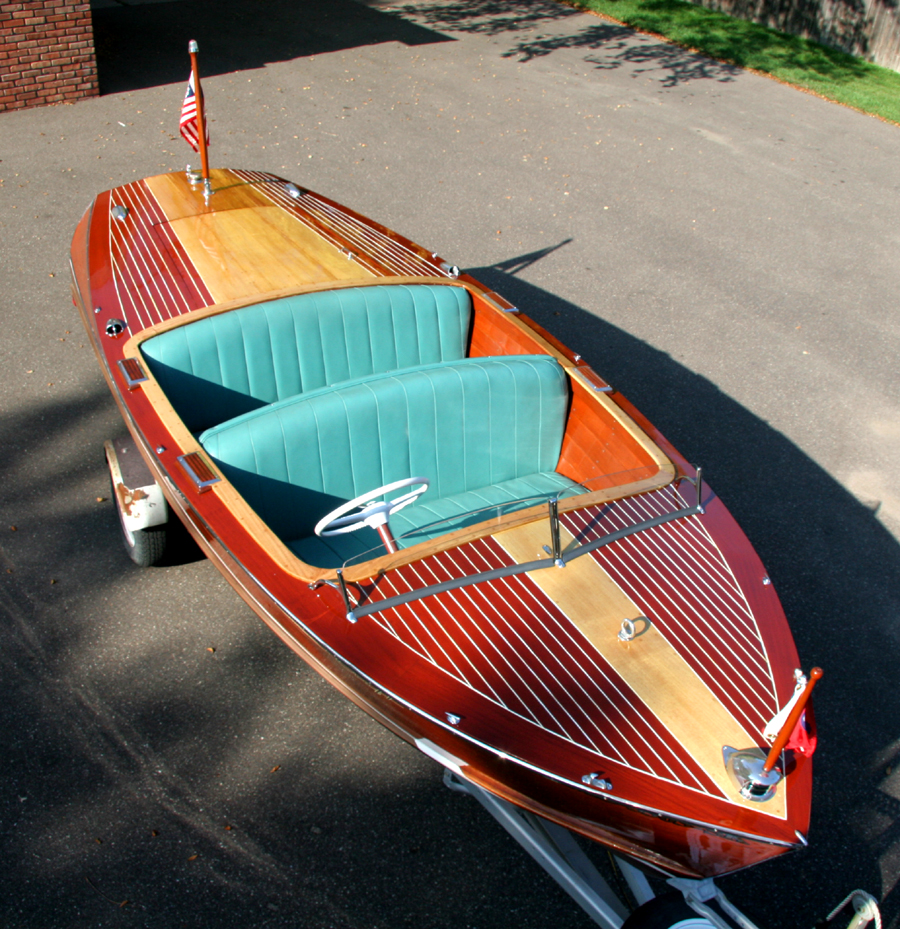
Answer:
[[0, 0, 96, 111]]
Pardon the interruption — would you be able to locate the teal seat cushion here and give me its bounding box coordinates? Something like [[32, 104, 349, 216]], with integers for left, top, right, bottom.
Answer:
[[199, 355, 570, 566], [140, 283, 471, 432], [288, 471, 577, 567]]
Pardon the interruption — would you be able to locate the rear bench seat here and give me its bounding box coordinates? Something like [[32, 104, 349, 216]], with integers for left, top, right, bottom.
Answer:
[[199, 355, 575, 568], [140, 284, 472, 433]]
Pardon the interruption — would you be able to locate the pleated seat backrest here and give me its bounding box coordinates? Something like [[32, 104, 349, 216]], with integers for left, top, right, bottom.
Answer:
[[199, 355, 569, 544], [140, 284, 472, 432]]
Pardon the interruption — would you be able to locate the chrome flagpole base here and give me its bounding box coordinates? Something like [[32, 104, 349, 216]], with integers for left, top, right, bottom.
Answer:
[[723, 746, 782, 801]]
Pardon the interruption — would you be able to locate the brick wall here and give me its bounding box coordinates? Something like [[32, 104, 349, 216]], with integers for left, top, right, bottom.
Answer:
[[0, 1, 98, 111]]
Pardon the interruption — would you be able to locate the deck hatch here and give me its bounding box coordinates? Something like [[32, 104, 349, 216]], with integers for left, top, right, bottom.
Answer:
[[177, 452, 220, 493], [117, 357, 149, 390]]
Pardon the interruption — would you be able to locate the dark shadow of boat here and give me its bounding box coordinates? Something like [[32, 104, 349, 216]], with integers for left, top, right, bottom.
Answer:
[[469, 256, 900, 926], [1, 258, 898, 925]]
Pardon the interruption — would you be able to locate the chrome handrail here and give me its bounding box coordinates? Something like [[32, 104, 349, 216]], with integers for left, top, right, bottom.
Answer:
[[334, 470, 703, 622]]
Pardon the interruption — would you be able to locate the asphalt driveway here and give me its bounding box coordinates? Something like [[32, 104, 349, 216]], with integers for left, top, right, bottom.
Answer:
[[1, 1, 899, 927]]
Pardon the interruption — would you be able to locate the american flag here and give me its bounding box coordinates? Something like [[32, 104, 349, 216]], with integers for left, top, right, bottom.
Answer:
[[179, 72, 209, 152]]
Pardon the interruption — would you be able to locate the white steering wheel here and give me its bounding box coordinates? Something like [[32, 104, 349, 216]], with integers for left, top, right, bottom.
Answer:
[[314, 476, 430, 538]]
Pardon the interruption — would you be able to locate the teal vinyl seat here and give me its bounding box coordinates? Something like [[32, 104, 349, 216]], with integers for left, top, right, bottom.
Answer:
[[140, 284, 472, 433], [198, 355, 576, 568]]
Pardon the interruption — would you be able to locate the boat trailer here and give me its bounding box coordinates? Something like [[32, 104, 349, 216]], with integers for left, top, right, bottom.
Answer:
[[440, 767, 881, 929]]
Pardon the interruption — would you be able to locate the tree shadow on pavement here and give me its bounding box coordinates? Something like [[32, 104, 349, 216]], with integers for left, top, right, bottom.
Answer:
[[393, 0, 742, 85], [504, 22, 743, 85]]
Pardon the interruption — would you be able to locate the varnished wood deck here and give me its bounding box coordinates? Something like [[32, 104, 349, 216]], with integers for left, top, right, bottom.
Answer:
[[72, 167, 810, 877]]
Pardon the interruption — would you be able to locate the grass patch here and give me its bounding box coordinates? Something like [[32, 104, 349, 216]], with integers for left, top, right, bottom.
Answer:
[[568, 0, 900, 123]]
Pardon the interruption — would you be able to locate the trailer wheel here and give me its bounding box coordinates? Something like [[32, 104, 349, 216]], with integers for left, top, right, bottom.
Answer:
[[622, 893, 716, 929], [110, 474, 168, 567]]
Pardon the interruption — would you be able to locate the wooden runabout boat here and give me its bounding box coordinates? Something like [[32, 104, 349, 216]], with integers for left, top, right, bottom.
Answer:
[[70, 165, 815, 881]]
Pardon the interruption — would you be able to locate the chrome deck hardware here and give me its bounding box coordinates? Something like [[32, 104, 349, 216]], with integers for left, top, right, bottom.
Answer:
[[723, 746, 782, 801], [176, 452, 220, 493], [116, 357, 148, 390]]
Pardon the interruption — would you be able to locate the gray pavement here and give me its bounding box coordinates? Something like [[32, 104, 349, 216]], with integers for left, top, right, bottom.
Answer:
[[1, 0, 899, 926]]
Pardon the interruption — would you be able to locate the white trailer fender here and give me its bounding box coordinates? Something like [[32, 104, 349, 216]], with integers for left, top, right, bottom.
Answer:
[[104, 437, 168, 535]]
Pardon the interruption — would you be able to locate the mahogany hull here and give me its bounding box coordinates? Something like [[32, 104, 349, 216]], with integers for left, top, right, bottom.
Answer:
[[70, 168, 813, 879]]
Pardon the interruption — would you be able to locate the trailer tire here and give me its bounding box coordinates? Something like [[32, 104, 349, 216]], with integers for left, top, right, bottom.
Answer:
[[110, 474, 168, 567], [622, 893, 716, 929]]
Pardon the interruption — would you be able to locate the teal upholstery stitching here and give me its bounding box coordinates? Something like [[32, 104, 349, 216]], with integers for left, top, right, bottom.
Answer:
[[199, 355, 573, 567], [141, 284, 472, 432]]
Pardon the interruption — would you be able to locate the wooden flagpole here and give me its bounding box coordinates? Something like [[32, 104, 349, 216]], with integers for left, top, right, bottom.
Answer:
[[188, 40, 211, 197], [762, 667, 822, 773]]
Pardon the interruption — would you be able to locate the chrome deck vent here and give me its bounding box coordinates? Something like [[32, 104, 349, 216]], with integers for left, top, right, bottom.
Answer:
[[177, 452, 220, 493], [117, 357, 148, 390]]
